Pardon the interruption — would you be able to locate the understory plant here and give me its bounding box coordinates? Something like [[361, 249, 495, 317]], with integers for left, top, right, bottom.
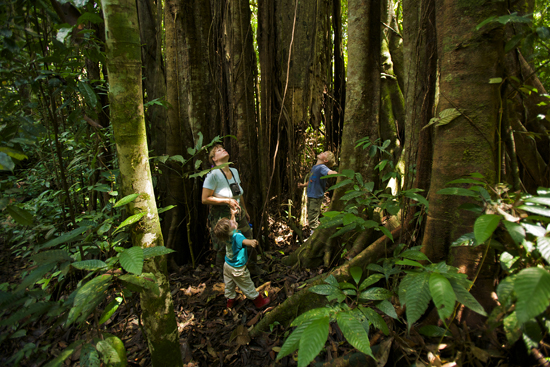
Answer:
[[438, 173, 550, 355], [319, 137, 428, 242], [276, 245, 488, 366], [0, 192, 174, 366]]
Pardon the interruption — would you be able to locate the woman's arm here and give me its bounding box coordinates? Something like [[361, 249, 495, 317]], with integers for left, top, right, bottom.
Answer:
[[201, 187, 240, 211]]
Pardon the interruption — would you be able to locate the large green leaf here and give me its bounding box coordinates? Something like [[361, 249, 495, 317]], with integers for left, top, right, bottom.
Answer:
[[375, 299, 399, 319], [474, 214, 501, 245], [358, 273, 385, 291], [404, 272, 431, 331], [309, 284, 341, 297], [96, 333, 127, 367], [518, 204, 550, 217], [0, 301, 53, 327], [143, 246, 176, 259], [429, 273, 456, 323], [118, 273, 159, 296], [80, 343, 101, 367], [113, 212, 146, 233], [350, 267, 362, 285], [71, 260, 108, 271], [404, 192, 429, 208], [337, 311, 374, 358], [30, 250, 71, 265], [99, 297, 123, 325], [514, 267, 550, 324], [503, 311, 522, 344], [298, 317, 329, 367], [291, 307, 331, 327], [448, 278, 487, 316], [400, 250, 430, 262], [43, 340, 85, 367], [78, 81, 98, 108], [119, 247, 144, 275], [7, 205, 33, 226], [536, 236, 550, 263], [16, 262, 56, 292], [113, 193, 140, 208], [437, 187, 477, 197], [502, 221, 525, 246], [496, 275, 516, 307], [40, 227, 90, 250], [359, 306, 389, 335], [67, 274, 113, 327], [359, 287, 392, 301], [324, 274, 340, 288], [276, 321, 313, 360]]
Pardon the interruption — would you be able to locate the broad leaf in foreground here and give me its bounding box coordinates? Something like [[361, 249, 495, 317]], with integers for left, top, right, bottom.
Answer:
[[429, 272, 456, 323], [403, 272, 431, 331], [276, 320, 313, 360], [337, 311, 374, 358], [298, 318, 329, 367], [119, 247, 144, 275], [514, 267, 550, 324]]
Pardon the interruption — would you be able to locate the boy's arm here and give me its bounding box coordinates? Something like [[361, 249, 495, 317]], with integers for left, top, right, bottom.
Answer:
[[298, 182, 308, 188], [327, 169, 338, 175], [242, 239, 258, 247]]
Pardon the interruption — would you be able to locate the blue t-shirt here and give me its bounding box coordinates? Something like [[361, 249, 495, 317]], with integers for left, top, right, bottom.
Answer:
[[225, 230, 248, 268], [306, 164, 331, 199]]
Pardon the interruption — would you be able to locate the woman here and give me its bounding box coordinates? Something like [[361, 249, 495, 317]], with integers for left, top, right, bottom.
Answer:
[[202, 144, 258, 272]]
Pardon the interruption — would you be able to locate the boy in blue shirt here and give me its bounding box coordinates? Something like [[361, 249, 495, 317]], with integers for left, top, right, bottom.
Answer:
[[298, 151, 338, 231], [213, 208, 270, 309]]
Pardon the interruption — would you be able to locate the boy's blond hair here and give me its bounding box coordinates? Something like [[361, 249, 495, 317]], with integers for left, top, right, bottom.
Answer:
[[208, 143, 223, 166], [214, 217, 232, 242], [325, 151, 336, 167]]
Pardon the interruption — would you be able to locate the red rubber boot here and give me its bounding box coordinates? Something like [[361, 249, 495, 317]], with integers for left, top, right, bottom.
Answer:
[[252, 294, 270, 309], [227, 298, 237, 308]]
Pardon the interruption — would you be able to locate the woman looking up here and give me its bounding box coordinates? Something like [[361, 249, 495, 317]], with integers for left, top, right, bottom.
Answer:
[[201, 144, 261, 275]]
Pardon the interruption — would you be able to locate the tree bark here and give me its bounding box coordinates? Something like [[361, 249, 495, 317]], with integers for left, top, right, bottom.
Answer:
[[421, 0, 506, 321], [101, 0, 183, 365]]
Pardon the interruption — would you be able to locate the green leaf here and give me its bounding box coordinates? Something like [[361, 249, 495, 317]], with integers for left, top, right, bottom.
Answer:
[[503, 221, 525, 246], [66, 275, 112, 327], [358, 273, 385, 291], [157, 205, 176, 214], [404, 192, 429, 208], [514, 267, 550, 324], [0, 152, 15, 171], [0, 301, 53, 327], [16, 263, 56, 292], [71, 260, 108, 271], [536, 237, 550, 263], [359, 306, 389, 336], [496, 275, 516, 307], [291, 308, 331, 327], [7, 205, 33, 226], [119, 247, 144, 275], [40, 227, 90, 250], [44, 340, 85, 367], [359, 287, 392, 301], [77, 12, 104, 25], [400, 250, 430, 262], [96, 333, 127, 367], [99, 297, 123, 325], [503, 312, 521, 344], [80, 343, 101, 367], [418, 325, 451, 337], [118, 274, 159, 296], [337, 311, 374, 358], [474, 214, 501, 245], [448, 278, 486, 316], [78, 82, 98, 108], [31, 250, 71, 265], [437, 188, 477, 197], [395, 259, 424, 267], [489, 77, 503, 84], [436, 108, 461, 127], [298, 317, 329, 367], [309, 284, 341, 296], [429, 273, 456, 323], [113, 194, 140, 208], [525, 196, 550, 206], [143, 246, 176, 259], [324, 275, 340, 288], [375, 299, 399, 319], [518, 204, 550, 217], [276, 321, 312, 360], [403, 272, 431, 331], [113, 212, 146, 233], [350, 267, 362, 285]]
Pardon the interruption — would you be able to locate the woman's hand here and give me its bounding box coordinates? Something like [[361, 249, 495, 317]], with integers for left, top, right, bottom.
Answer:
[[227, 198, 240, 211]]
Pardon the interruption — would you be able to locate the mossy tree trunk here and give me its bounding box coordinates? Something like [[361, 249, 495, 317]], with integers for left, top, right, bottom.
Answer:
[[420, 0, 507, 321], [101, 0, 183, 365]]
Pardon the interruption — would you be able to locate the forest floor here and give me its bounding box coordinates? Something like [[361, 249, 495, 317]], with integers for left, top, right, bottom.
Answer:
[[0, 217, 537, 367]]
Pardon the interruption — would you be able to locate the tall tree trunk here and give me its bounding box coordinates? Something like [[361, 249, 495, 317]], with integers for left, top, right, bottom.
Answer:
[[421, 0, 506, 322], [328, 0, 346, 154], [287, 0, 382, 268], [225, 0, 262, 230], [101, 0, 183, 365]]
